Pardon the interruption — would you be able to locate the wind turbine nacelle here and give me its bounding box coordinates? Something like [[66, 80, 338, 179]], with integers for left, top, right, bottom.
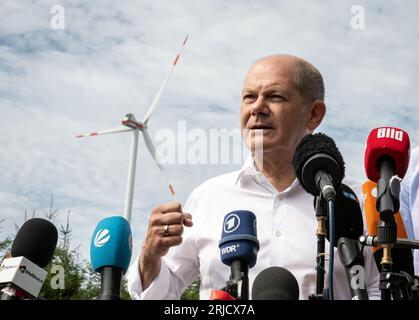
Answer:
[[122, 114, 144, 129]]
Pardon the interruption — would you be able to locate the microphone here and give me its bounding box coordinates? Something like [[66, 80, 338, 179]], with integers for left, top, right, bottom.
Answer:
[[364, 127, 410, 217], [90, 216, 132, 300], [0, 218, 58, 300], [293, 133, 345, 202], [252, 267, 299, 300], [365, 127, 410, 183], [325, 184, 364, 242], [293, 133, 345, 300], [362, 180, 414, 275], [218, 210, 259, 300], [324, 184, 369, 300], [337, 237, 369, 300], [209, 290, 236, 300], [364, 127, 411, 300]]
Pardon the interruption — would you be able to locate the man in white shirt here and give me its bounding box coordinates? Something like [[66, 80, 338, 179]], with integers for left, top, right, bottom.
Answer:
[[400, 146, 419, 274], [126, 54, 380, 299]]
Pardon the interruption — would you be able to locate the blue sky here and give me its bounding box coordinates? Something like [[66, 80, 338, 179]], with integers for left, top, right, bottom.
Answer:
[[1, 0, 418, 262]]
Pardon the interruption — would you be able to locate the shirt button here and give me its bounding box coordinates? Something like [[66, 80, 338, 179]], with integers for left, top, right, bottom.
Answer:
[[275, 230, 282, 237]]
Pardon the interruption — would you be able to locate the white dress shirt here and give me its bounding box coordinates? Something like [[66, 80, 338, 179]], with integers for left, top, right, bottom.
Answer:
[[400, 146, 419, 274], [127, 156, 380, 300]]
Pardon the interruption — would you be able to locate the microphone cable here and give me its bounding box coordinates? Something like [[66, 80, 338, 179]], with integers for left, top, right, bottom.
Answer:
[[328, 199, 335, 300]]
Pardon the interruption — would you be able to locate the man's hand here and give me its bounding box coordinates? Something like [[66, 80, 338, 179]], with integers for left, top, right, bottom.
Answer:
[[139, 201, 193, 290]]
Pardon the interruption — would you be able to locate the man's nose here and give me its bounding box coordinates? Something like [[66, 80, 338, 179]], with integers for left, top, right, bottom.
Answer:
[[250, 96, 269, 117]]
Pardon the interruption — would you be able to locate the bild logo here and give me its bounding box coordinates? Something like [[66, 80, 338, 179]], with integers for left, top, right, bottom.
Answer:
[[94, 229, 111, 247], [377, 128, 403, 142], [224, 214, 240, 233]]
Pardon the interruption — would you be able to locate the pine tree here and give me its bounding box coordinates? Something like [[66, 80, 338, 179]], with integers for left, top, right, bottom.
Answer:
[[0, 219, 12, 260], [181, 277, 200, 300], [78, 263, 101, 300], [40, 211, 87, 300]]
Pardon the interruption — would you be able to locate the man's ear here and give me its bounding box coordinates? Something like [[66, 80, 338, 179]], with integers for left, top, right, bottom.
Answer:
[[306, 100, 326, 131]]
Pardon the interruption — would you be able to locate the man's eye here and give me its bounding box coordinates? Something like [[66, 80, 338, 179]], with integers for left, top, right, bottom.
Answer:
[[270, 94, 285, 102], [243, 95, 257, 103]]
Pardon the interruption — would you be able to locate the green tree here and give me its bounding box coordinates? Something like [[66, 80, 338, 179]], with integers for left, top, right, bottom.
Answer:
[[78, 263, 101, 299], [0, 219, 12, 259], [181, 277, 200, 300], [40, 211, 87, 299], [41, 246, 86, 299]]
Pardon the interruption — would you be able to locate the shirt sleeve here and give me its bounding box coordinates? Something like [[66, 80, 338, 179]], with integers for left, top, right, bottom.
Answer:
[[126, 251, 173, 299], [400, 166, 415, 240], [126, 189, 201, 300]]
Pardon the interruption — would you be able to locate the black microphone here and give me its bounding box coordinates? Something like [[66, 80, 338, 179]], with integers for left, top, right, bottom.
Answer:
[[293, 133, 345, 202], [325, 184, 364, 242], [337, 237, 369, 300], [0, 218, 58, 300], [252, 267, 299, 300], [326, 184, 369, 300], [293, 133, 345, 300]]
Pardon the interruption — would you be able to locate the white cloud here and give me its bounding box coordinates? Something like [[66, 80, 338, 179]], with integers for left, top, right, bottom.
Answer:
[[0, 0, 418, 267]]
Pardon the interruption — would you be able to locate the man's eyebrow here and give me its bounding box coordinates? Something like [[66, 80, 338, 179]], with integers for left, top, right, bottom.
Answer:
[[264, 88, 288, 95], [243, 84, 286, 90], [256, 87, 288, 95], [241, 88, 257, 95], [264, 84, 286, 90], [241, 84, 290, 97]]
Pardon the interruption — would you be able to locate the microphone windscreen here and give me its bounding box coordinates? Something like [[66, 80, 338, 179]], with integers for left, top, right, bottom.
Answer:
[[90, 216, 132, 273], [11, 218, 58, 268], [325, 184, 364, 245], [364, 127, 410, 182], [219, 210, 259, 268], [292, 133, 345, 196], [252, 267, 299, 300]]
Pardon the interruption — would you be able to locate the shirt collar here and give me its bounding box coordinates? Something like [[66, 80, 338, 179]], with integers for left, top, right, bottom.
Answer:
[[234, 154, 258, 184], [235, 154, 301, 195]]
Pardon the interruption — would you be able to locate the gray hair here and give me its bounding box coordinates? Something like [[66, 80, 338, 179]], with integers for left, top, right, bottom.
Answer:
[[294, 60, 325, 102]]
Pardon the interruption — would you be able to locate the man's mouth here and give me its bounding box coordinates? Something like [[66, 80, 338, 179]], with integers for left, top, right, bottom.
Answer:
[[248, 124, 274, 130]]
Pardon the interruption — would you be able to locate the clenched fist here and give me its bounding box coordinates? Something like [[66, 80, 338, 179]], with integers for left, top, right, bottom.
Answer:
[[139, 201, 193, 289]]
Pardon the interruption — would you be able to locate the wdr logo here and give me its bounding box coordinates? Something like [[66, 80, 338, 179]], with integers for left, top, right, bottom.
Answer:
[[94, 229, 111, 247], [223, 214, 240, 233]]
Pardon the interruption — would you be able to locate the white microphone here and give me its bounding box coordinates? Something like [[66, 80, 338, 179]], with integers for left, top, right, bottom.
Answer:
[[0, 218, 58, 300]]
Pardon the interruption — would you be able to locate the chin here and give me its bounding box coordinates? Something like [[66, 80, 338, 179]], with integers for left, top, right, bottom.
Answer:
[[245, 139, 277, 155]]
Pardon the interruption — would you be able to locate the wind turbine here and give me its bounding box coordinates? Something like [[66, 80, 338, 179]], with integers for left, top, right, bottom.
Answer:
[[77, 35, 188, 223]]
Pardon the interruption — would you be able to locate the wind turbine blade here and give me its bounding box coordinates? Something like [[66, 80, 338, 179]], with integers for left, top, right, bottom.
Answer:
[[142, 35, 188, 124], [142, 129, 176, 198], [76, 126, 133, 138]]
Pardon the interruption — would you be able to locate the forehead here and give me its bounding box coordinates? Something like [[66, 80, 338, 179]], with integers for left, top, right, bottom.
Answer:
[[242, 59, 296, 92]]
